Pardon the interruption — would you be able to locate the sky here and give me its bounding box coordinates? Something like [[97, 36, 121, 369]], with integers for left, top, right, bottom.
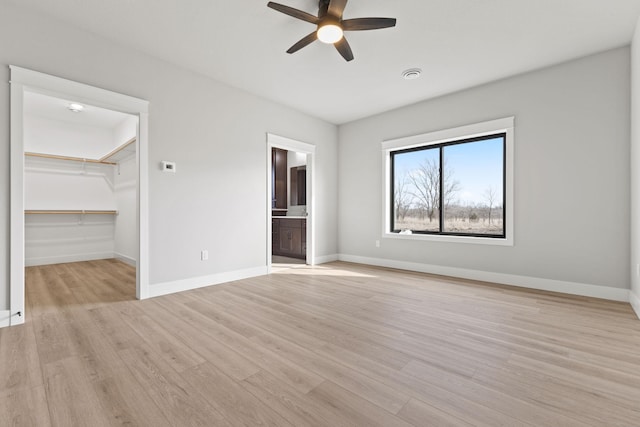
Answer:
[[394, 136, 504, 206]]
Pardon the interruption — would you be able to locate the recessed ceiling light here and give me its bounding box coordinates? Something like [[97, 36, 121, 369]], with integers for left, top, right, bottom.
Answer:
[[68, 103, 84, 113], [402, 68, 422, 80]]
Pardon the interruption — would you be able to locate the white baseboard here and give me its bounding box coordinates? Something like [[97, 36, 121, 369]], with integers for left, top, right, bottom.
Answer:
[[114, 252, 137, 267], [314, 254, 339, 265], [25, 252, 114, 267], [630, 290, 640, 320], [149, 266, 269, 299], [338, 254, 630, 303]]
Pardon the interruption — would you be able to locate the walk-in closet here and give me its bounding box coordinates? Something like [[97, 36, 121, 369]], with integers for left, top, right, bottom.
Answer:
[[23, 91, 139, 297]]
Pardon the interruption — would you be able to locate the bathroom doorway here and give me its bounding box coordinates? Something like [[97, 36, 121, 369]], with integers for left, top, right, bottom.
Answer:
[[266, 134, 315, 273]]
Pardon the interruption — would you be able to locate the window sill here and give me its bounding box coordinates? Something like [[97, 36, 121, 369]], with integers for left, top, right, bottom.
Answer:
[[384, 232, 513, 246]]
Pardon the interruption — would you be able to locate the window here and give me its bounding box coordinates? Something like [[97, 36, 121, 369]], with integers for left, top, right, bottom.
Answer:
[[383, 117, 514, 245]]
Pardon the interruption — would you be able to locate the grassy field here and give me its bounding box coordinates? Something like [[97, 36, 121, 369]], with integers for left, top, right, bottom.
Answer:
[[395, 217, 503, 235]]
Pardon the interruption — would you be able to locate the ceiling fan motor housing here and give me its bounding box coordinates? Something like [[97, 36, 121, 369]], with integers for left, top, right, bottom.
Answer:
[[267, 0, 397, 62]]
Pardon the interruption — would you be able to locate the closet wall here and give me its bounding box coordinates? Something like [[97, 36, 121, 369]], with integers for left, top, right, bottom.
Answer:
[[23, 92, 138, 267]]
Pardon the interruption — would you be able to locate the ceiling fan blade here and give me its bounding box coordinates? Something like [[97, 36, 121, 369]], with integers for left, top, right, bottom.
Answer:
[[334, 37, 354, 62], [287, 31, 318, 54], [342, 17, 397, 31], [267, 2, 319, 24], [328, 0, 348, 18]]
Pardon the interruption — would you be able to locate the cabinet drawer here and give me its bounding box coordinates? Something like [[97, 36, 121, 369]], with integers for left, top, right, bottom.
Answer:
[[278, 218, 304, 228]]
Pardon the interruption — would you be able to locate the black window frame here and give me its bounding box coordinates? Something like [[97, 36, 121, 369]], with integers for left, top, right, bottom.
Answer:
[[390, 132, 507, 239]]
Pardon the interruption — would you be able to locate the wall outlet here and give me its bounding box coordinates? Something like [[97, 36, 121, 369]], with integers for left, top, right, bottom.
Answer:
[[161, 161, 176, 173], [375, 240, 380, 248], [201, 250, 208, 261]]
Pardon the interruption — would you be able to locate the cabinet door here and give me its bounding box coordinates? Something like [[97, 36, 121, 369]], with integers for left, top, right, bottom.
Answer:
[[272, 148, 288, 210], [279, 225, 302, 256], [272, 219, 280, 252]]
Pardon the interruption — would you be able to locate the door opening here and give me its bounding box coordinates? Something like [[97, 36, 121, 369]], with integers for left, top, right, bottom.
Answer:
[[266, 134, 315, 273], [8, 66, 150, 327]]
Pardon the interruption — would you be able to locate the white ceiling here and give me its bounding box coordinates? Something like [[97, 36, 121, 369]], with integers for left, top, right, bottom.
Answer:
[[9, 0, 640, 124], [24, 91, 133, 130]]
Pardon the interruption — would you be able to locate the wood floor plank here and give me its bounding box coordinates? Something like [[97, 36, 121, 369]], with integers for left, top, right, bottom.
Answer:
[[306, 380, 414, 427], [92, 367, 174, 427], [401, 358, 586, 427], [43, 356, 112, 427], [183, 297, 325, 394], [143, 298, 262, 381], [0, 385, 51, 427], [117, 344, 227, 426], [0, 322, 43, 391], [182, 363, 295, 427], [240, 371, 340, 427], [7, 259, 640, 427], [397, 398, 473, 427]]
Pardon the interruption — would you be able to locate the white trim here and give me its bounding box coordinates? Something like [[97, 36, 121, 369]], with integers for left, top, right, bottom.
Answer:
[[381, 117, 515, 246], [149, 266, 268, 298], [266, 134, 316, 274], [114, 253, 137, 267], [338, 254, 630, 302], [9, 66, 149, 112], [10, 74, 25, 326], [382, 117, 515, 151], [314, 254, 339, 264], [137, 112, 150, 299], [9, 66, 150, 326], [25, 252, 114, 267], [631, 290, 640, 320]]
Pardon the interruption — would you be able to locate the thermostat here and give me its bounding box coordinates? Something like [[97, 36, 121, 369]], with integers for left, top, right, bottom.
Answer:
[[161, 161, 176, 173]]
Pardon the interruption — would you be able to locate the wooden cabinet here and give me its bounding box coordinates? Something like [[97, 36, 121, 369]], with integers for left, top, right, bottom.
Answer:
[[272, 148, 287, 213], [272, 218, 306, 259]]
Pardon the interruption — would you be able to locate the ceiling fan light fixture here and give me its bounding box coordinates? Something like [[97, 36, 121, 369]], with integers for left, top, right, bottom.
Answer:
[[317, 23, 343, 44]]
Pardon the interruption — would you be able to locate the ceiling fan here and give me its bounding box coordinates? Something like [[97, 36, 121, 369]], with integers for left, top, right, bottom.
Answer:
[[267, 0, 397, 62]]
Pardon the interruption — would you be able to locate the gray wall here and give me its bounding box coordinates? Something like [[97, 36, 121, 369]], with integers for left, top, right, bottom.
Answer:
[[631, 17, 640, 312], [338, 47, 631, 290], [0, 3, 338, 308]]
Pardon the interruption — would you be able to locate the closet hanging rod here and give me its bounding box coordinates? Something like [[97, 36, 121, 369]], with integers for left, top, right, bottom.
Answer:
[[25, 210, 118, 215], [24, 152, 117, 165]]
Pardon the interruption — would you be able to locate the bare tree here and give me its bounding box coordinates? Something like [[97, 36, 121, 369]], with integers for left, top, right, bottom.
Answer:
[[407, 158, 440, 223], [394, 171, 411, 221], [407, 158, 459, 223], [483, 186, 498, 225], [443, 167, 460, 209]]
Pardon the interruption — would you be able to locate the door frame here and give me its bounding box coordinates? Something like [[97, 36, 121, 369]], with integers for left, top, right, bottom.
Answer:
[[9, 66, 150, 325], [266, 133, 315, 272]]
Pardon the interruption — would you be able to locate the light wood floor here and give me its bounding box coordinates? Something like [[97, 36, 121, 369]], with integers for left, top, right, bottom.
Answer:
[[2, 259, 640, 426]]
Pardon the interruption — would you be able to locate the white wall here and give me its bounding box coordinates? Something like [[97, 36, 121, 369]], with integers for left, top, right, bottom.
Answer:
[[114, 155, 137, 265], [24, 115, 115, 159], [338, 47, 631, 299], [24, 157, 117, 266], [113, 115, 137, 149], [0, 3, 338, 308], [631, 18, 640, 317]]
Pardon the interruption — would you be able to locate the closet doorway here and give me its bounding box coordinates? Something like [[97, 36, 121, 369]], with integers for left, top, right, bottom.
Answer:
[[266, 134, 315, 272], [9, 67, 150, 326]]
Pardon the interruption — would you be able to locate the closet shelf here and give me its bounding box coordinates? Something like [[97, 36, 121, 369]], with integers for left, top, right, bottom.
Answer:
[[25, 210, 118, 215], [100, 137, 136, 163], [25, 152, 117, 165], [24, 136, 136, 165]]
